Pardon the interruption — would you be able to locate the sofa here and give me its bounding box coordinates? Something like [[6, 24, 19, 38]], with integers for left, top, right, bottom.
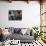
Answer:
[[7, 27, 34, 43], [0, 27, 34, 43]]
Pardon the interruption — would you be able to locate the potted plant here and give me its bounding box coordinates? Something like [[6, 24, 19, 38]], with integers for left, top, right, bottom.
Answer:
[[32, 27, 38, 40], [32, 27, 43, 40]]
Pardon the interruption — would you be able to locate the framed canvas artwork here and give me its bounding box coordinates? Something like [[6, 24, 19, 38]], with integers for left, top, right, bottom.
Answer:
[[8, 10, 22, 20]]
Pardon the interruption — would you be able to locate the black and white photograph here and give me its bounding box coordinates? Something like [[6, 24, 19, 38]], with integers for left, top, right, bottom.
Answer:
[[9, 10, 22, 20]]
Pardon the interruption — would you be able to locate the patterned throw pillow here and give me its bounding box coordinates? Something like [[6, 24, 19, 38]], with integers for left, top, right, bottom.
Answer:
[[14, 28, 21, 34]]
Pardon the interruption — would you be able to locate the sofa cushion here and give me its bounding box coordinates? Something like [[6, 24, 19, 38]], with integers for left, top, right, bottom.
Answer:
[[21, 29, 27, 35], [14, 28, 21, 33], [8, 27, 14, 34]]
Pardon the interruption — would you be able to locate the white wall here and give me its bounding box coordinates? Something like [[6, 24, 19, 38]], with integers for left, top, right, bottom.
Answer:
[[0, 1, 40, 28]]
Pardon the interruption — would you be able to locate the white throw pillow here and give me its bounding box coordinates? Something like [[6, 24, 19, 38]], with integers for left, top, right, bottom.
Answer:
[[21, 29, 27, 35], [2, 28, 10, 36]]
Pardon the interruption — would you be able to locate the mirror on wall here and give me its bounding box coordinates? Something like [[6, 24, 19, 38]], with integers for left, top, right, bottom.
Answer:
[[42, 13, 46, 32], [40, 1, 46, 32]]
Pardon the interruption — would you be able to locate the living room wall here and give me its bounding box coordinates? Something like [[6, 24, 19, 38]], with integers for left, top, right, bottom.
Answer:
[[0, 1, 40, 28]]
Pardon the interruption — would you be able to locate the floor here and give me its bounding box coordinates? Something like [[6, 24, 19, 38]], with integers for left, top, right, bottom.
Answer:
[[0, 40, 46, 46], [20, 40, 46, 46]]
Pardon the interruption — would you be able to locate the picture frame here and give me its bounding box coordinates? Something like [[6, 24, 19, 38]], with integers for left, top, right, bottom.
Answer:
[[8, 10, 22, 20]]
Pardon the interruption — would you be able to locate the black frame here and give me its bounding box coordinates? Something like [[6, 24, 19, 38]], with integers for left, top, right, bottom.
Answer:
[[8, 10, 22, 20]]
